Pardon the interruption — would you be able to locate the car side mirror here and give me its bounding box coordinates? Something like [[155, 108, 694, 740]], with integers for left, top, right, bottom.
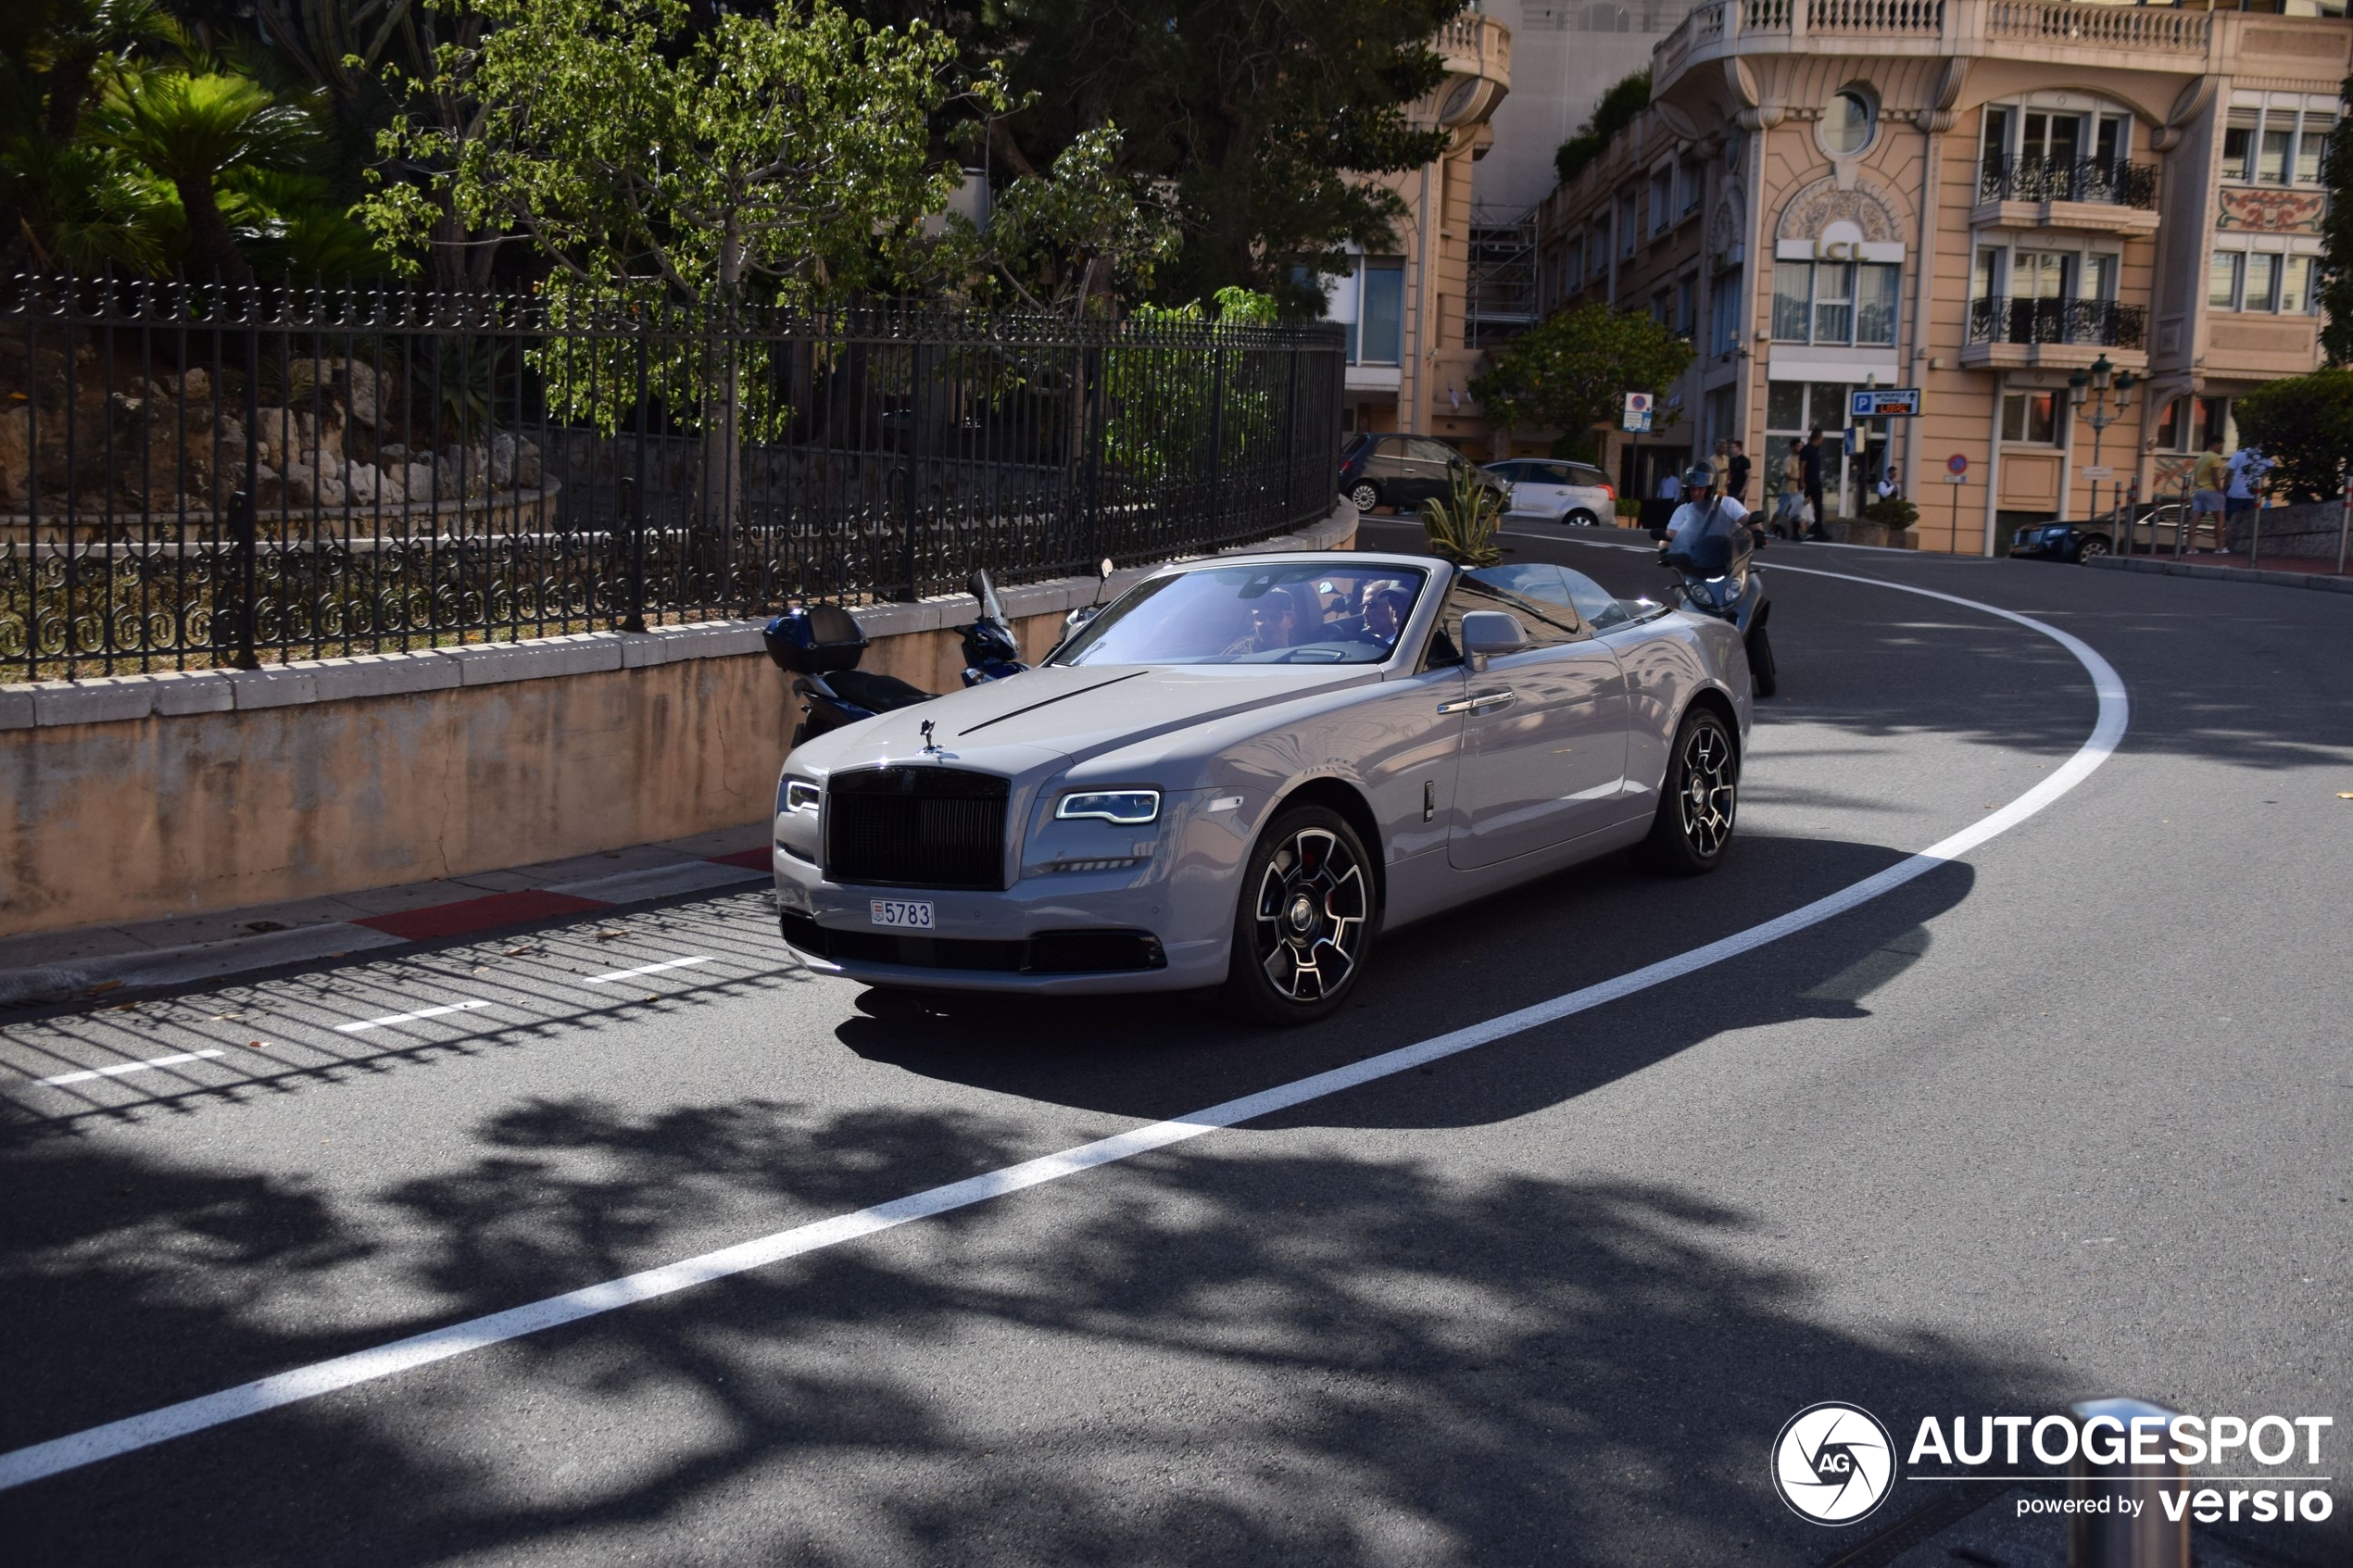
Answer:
[[1458, 610, 1525, 671]]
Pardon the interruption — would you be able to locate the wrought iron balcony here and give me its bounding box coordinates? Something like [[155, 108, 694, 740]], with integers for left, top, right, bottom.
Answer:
[[1976, 155, 2158, 209], [1967, 296, 2148, 350]]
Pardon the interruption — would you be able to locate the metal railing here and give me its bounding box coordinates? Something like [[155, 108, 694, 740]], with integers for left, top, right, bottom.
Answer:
[[1966, 296, 2148, 351], [0, 277, 1344, 680], [1977, 155, 2159, 209]]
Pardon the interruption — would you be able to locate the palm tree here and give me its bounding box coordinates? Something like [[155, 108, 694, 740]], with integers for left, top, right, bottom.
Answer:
[[100, 69, 310, 285]]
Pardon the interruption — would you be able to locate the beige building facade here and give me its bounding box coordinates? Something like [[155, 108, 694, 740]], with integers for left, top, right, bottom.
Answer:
[[1320, 11, 1516, 447], [1529, 0, 2350, 552]]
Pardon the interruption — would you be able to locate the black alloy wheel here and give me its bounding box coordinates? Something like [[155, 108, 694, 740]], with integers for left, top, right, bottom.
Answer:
[[1226, 805, 1375, 1024], [1347, 481, 1381, 513], [1640, 708, 1739, 875], [2073, 535, 2110, 562], [1567, 508, 1600, 528]]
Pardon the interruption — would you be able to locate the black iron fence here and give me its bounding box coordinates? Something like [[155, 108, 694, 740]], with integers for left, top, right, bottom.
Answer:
[[1966, 295, 2148, 351], [1976, 154, 2159, 209], [1, 277, 1345, 680]]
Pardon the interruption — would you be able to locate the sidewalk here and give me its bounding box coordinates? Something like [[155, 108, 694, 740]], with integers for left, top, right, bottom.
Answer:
[[2087, 549, 2353, 594], [0, 822, 774, 1008]]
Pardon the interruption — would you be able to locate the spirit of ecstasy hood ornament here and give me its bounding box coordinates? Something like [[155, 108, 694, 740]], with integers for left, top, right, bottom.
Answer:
[[920, 719, 940, 755]]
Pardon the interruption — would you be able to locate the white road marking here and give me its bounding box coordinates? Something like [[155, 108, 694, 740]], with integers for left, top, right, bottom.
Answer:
[[583, 957, 711, 985], [33, 1050, 229, 1086], [0, 569, 2129, 1494], [332, 1001, 492, 1034]]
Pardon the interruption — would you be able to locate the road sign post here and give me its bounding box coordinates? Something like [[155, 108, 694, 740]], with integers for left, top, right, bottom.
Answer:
[[1945, 453, 1971, 553]]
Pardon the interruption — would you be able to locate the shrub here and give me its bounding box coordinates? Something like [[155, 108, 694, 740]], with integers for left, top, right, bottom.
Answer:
[[1554, 72, 1650, 186], [1419, 466, 1504, 566], [1862, 495, 1919, 531], [2233, 369, 2353, 503]]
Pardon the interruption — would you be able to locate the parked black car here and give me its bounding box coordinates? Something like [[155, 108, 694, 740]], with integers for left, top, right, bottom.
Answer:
[[1339, 433, 1503, 514], [2011, 503, 2217, 563]]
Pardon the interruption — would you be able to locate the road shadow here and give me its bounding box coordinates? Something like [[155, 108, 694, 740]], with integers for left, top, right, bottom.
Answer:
[[836, 834, 1972, 1131], [3, 1107, 2081, 1567]]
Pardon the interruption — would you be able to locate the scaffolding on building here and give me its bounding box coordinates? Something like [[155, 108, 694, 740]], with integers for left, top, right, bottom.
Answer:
[[1466, 207, 1541, 352]]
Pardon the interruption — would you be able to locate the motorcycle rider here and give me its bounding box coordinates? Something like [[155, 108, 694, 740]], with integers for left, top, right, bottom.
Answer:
[[1661, 460, 1750, 560]]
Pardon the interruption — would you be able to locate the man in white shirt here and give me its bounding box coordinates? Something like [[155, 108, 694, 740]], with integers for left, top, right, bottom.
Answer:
[[1662, 463, 1749, 547], [1656, 470, 1681, 502], [2224, 446, 2271, 546]]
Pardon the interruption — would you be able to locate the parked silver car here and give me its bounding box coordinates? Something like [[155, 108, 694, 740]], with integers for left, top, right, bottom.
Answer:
[[774, 550, 1752, 1022], [1484, 458, 1617, 527]]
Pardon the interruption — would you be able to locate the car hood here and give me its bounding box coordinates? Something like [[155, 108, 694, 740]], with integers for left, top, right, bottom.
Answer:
[[790, 662, 1381, 781]]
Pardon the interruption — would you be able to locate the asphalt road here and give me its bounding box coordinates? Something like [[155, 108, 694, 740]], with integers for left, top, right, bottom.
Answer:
[[2, 526, 2347, 1567]]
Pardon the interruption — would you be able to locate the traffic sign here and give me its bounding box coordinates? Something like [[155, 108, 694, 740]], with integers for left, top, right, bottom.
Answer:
[[2081, 465, 2116, 482], [1850, 388, 1922, 418], [1620, 392, 1654, 433], [1946, 453, 1969, 477]]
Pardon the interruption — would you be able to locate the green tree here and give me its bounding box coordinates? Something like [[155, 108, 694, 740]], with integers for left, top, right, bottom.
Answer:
[[0, 0, 180, 272], [862, 0, 1464, 315], [2320, 74, 2353, 366], [950, 124, 1181, 316], [360, 0, 990, 518], [362, 0, 979, 307], [1554, 69, 1649, 186], [96, 68, 315, 283], [2233, 368, 2353, 503], [1468, 301, 1695, 452]]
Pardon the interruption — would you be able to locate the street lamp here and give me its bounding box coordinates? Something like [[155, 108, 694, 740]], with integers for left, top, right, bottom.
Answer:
[[2072, 355, 2136, 551]]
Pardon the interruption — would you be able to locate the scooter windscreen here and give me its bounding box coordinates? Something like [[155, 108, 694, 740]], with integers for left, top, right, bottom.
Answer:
[[1663, 499, 1753, 580]]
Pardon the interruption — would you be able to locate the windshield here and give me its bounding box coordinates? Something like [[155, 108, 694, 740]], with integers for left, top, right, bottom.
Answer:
[[1053, 563, 1430, 667]]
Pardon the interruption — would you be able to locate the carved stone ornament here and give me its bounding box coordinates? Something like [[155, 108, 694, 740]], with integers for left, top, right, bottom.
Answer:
[[1708, 189, 1747, 256], [1776, 176, 1902, 244]]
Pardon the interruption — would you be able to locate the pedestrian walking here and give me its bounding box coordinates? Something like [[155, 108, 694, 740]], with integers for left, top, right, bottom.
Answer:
[[1876, 466, 1901, 504], [1657, 467, 1682, 502], [2191, 438, 2227, 552], [1802, 429, 1828, 540], [1726, 439, 1752, 506], [1775, 438, 1806, 538], [2226, 445, 2271, 555]]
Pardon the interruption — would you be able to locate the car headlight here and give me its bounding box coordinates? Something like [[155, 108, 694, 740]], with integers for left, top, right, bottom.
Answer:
[[1056, 789, 1161, 825], [783, 779, 822, 814]]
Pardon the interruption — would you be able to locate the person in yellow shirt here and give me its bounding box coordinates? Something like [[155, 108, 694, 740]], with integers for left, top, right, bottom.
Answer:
[[2190, 438, 2228, 552]]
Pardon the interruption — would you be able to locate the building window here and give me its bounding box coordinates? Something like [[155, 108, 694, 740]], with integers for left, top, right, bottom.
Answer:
[[2001, 391, 2060, 445], [2208, 251, 2245, 310], [1675, 275, 1697, 339], [1771, 260, 1899, 346], [2282, 255, 2317, 314], [2208, 249, 2320, 315], [1709, 266, 1743, 356], [1678, 160, 1703, 217], [2244, 253, 2280, 313], [1618, 194, 1638, 257], [1356, 258, 1405, 364], [1650, 169, 1674, 236], [2223, 107, 2337, 188], [1824, 89, 1877, 157], [1813, 264, 1854, 343], [2155, 396, 2232, 453], [1590, 220, 1608, 280]]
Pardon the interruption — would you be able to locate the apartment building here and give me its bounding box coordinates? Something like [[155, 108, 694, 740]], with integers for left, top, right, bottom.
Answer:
[[1316, 11, 1513, 445], [1530, 0, 2350, 552]]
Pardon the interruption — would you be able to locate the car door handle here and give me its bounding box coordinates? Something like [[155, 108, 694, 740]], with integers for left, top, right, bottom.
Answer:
[[1439, 689, 1516, 714]]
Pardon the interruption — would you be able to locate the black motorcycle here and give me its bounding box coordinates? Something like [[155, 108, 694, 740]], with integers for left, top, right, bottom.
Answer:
[[1661, 501, 1778, 698], [763, 570, 1031, 747]]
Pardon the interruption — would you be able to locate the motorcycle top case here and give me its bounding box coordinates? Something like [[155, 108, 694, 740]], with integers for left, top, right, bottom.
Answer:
[[762, 605, 869, 674]]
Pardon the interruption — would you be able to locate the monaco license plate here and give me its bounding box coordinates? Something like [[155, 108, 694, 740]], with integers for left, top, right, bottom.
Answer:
[[868, 899, 934, 930]]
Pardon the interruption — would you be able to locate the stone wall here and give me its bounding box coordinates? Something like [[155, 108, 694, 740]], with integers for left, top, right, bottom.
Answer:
[[0, 502, 1357, 939]]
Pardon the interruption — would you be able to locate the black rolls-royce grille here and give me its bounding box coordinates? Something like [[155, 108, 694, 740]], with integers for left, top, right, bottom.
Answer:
[[824, 767, 1009, 889]]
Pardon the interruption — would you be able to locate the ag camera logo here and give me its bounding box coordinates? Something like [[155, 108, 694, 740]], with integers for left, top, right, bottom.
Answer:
[[1773, 1402, 1897, 1524]]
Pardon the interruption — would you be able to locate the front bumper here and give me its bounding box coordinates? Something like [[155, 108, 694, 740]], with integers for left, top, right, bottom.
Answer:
[[768, 789, 1261, 995]]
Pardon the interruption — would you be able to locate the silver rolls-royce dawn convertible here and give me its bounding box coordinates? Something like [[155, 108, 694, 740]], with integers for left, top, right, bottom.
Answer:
[[773, 550, 1753, 1023]]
